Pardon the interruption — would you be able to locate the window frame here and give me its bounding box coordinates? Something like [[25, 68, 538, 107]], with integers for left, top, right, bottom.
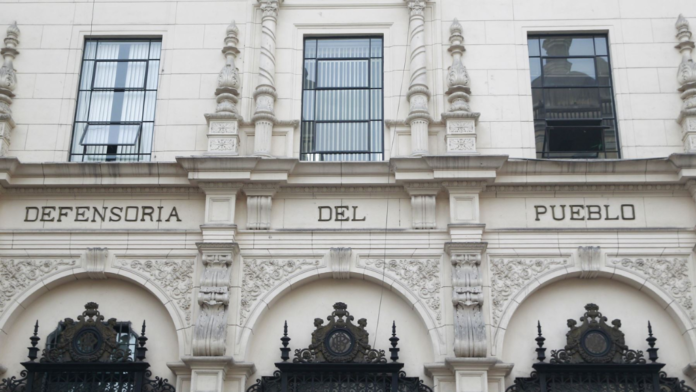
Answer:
[[300, 35, 385, 162], [69, 38, 161, 162], [527, 33, 620, 159]]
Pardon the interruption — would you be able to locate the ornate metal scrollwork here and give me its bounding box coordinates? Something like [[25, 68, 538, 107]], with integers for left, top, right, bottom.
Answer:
[[549, 303, 645, 364], [293, 302, 386, 363], [42, 302, 132, 363], [0, 371, 27, 392], [507, 303, 695, 392]]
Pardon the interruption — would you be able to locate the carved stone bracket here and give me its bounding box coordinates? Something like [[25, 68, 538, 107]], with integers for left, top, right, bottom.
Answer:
[[404, 0, 431, 156], [0, 22, 20, 156], [404, 183, 441, 230], [205, 21, 242, 155], [578, 246, 601, 279], [328, 248, 352, 279], [442, 19, 480, 155], [609, 256, 694, 319], [446, 242, 487, 357], [675, 15, 696, 152], [81, 247, 110, 279], [193, 242, 239, 356], [243, 183, 278, 230], [0, 258, 77, 316]]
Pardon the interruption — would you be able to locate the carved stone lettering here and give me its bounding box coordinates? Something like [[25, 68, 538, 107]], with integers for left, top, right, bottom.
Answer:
[[317, 206, 366, 222], [533, 204, 636, 222], [23, 206, 182, 223]]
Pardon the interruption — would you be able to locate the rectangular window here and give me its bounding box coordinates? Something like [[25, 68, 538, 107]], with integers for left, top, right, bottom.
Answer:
[[301, 37, 384, 161], [70, 39, 161, 162], [528, 35, 619, 159]]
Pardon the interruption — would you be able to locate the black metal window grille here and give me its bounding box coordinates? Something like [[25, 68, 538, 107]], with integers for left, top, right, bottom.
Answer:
[[528, 35, 620, 159], [300, 37, 384, 162], [70, 39, 161, 162]]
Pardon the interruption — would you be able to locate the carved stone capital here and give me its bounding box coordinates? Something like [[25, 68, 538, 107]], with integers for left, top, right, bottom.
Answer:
[[577, 246, 601, 279], [328, 247, 352, 279], [81, 247, 110, 279]]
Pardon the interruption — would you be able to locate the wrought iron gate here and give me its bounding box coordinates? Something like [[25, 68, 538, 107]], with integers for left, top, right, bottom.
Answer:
[[507, 303, 695, 392], [246, 302, 432, 392], [0, 303, 175, 392]]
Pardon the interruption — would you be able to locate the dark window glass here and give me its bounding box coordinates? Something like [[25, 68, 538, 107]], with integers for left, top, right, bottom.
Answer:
[[301, 37, 384, 161], [528, 34, 619, 159], [70, 39, 161, 162]]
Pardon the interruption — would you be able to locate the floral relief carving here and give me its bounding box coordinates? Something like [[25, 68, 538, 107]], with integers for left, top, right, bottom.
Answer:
[[210, 122, 238, 135], [0, 259, 77, 315], [120, 259, 195, 322], [610, 257, 694, 319], [209, 138, 237, 152], [241, 259, 322, 324], [447, 137, 476, 151], [489, 257, 569, 327], [447, 121, 474, 134], [360, 258, 442, 323]]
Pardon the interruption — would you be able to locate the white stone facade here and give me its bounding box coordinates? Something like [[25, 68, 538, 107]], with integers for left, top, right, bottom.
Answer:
[[1, 2, 696, 392]]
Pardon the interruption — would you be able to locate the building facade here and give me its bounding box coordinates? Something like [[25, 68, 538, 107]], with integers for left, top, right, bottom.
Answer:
[[1, 1, 696, 392]]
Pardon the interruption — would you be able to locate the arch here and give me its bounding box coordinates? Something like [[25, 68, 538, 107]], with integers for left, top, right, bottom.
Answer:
[[237, 266, 446, 362], [492, 264, 696, 361], [0, 265, 190, 358]]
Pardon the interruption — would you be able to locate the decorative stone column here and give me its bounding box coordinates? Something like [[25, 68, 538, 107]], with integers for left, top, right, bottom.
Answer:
[[675, 14, 696, 152], [0, 22, 19, 157], [252, 0, 283, 157], [442, 19, 480, 154], [193, 242, 238, 356], [404, 0, 432, 156], [205, 21, 243, 155], [243, 183, 278, 230], [446, 242, 487, 358]]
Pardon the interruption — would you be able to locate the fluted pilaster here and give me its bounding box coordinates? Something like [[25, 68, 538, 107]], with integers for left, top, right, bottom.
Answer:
[[0, 22, 20, 157]]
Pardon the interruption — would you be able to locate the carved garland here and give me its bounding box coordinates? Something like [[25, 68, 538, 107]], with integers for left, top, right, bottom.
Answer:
[[489, 257, 569, 327], [240, 258, 322, 324], [360, 258, 442, 323], [0, 259, 77, 315], [119, 259, 195, 322], [610, 257, 693, 319]]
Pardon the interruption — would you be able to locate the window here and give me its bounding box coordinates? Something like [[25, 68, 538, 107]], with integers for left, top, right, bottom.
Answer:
[[528, 35, 619, 159], [301, 37, 384, 161], [70, 39, 161, 162]]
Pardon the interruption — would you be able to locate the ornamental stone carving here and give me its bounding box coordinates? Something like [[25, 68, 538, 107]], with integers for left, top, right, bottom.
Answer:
[[119, 259, 195, 322], [252, 0, 283, 157], [360, 258, 442, 323], [578, 246, 601, 279], [0, 258, 76, 315], [240, 258, 321, 324], [0, 22, 20, 156], [329, 248, 352, 279], [610, 257, 693, 319], [81, 247, 110, 279], [193, 244, 238, 356], [443, 19, 480, 155], [489, 257, 569, 327], [450, 250, 486, 357], [205, 21, 242, 155], [404, 183, 440, 230], [404, 0, 432, 156], [675, 14, 696, 152]]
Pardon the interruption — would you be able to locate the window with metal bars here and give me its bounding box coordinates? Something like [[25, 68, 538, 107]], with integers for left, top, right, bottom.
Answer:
[[301, 37, 384, 162], [70, 39, 161, 162], [528, 35, 620, 159]]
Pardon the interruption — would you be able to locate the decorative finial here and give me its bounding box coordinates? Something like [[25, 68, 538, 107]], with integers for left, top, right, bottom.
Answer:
[[226, 20, 239, 37], [6, 22, 19, 40], [677, 14, 690, 30], [389, 321, 400, 362], [280, 320, 291, 361], [535, 321, 546, 363], [646, 321, 659, 363], [135, 320, 148, 361], [27, 320, 40, 361], [450, 18, 462, 36]]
